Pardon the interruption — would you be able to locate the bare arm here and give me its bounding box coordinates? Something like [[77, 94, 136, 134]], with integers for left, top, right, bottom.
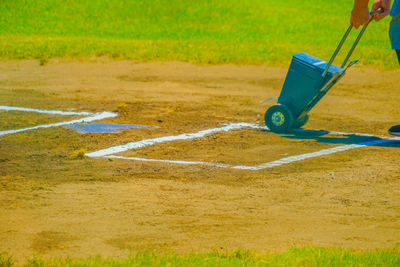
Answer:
[[351, 0, 371, 28]]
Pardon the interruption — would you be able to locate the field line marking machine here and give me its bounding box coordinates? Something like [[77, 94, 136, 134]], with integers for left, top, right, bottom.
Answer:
[[264, 10, 383, 133]]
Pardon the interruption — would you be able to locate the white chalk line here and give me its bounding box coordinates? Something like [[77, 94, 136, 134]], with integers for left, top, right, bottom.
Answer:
[[106, 155, 234, 168], [86, 122, 400, 170], [103, 138, 397, 170], [0, 105, 94, 116], [251, 138, 396, 170], [2, 105, 398, 170], [0, 105, 118, 136], [85, 122, 265, 157]]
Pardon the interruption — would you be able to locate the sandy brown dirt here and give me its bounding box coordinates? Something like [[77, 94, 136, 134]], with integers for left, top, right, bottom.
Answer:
[[0, 59, 399, 261]]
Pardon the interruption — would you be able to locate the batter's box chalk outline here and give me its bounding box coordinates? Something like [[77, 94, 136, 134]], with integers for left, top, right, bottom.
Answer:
[[0, 105, 118, 137], [86, 122, 400, 170]]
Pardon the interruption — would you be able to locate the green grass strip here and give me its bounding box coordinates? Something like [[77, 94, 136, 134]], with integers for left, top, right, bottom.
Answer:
[[0, 0, 398, 67], [1, 247, 400, 267]]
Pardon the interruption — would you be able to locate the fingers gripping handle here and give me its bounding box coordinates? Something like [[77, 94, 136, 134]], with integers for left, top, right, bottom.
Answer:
[[340, 9, 384, 68], [370, 9, 385, 16], [321, 9, 384, 79]]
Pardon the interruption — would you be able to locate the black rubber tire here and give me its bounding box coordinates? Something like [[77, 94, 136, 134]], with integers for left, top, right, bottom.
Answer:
[[264, 104, 294, 133], [292, 114, 309, 129]]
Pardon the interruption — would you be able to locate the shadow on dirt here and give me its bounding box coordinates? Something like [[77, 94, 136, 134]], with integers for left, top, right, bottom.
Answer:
[[279, 129, 400, 148]]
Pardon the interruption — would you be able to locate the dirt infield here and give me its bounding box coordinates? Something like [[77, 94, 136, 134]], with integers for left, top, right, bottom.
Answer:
[[0, 60, 399, 261]]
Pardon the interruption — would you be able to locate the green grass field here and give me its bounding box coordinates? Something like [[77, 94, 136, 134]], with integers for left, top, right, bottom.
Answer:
[[1, 247, 400, 267], [0, 0, 397, 67]]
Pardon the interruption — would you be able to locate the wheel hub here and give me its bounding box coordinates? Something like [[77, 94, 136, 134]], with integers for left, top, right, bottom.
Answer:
[[271, 111, 285, 126]]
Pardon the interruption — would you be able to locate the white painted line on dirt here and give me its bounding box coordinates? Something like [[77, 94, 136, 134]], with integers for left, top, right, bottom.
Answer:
[[104, 138, 397, 170], [106, 155, 234, 168], [86, 122, 265, 157], [0, 105, 94, 116], [246, 138, 397, 170], [0, 111, 118, 137], [87, 122, 400, 170]]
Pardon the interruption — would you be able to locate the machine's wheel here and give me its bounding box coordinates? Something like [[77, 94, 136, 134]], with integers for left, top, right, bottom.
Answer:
[[264, 104, 294, 133], [292, 114, 309, 129]]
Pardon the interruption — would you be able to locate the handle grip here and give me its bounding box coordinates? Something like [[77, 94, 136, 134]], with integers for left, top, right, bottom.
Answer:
[[321, 9, 384, 79], [370, 9, 384, 15], [340, 9, 384, 68]]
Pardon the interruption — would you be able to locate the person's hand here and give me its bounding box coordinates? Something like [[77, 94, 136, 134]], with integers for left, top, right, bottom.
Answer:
[[351, 5, 371, 29], [372, 0, 391, 21]]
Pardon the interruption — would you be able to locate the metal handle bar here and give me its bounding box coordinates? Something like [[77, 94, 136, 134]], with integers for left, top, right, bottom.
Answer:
[[321, 9, 384, 79]]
